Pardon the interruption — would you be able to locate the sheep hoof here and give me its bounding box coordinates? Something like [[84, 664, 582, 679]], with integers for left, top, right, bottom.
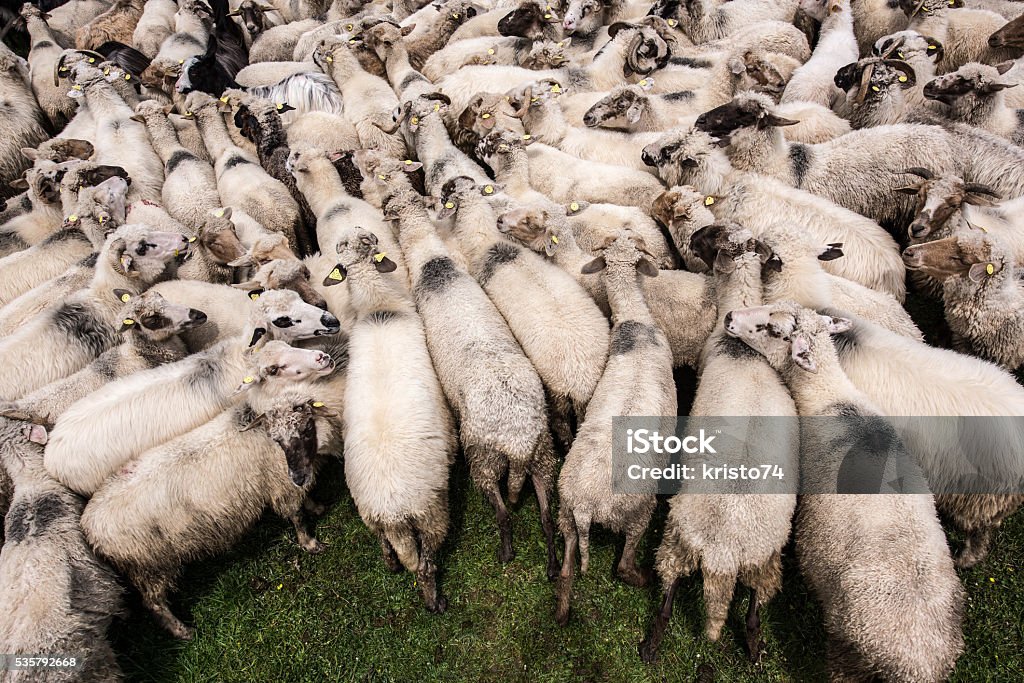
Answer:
[[497, 544, 515, 564], [618, 567, 652, 588], [554, 607, 570, 627], [302, 538, 325, 554], [429, 594, 448, 614], [638, 639, 658, 665], [170, 623, 194, 641], [546, 558, 560, 582]]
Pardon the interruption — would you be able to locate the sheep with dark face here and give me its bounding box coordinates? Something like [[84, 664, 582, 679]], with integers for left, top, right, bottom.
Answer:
[[923, 61, 1024, 143]]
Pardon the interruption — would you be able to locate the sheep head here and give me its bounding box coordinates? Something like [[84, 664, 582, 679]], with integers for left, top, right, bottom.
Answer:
[[895, 171, 1001, 240], [583, 80, 654, 128], [236, 259, 329, 310], [724, 301, 851, 374], [902, 231, 1008, 282], [923, 62, 1016, 106], [116, 290, 208, 340]]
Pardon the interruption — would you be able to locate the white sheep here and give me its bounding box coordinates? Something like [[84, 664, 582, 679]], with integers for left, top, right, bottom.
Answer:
[[781, 0, 858, 108]]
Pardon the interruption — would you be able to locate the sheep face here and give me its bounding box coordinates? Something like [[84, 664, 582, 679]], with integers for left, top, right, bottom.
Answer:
[[519, 39, 572, 69], [475, 130, 530, 174], [498, 1, 561, 40], [898, 0, 963, 18], [562, 0, 603, 36], [923, 64, 1016, 107], [26, 138, 95, 164], [232, 0, 271, 37], [729, 52, 797, 100], [350, 150, 419, 206], [989, 13, 1024, 50], [902, 232, 1007, 282], [436, 175, 501, 219], [249, 289, 342, 345], [641, 128, 715, 185], [242, 340, 335, 387], [327, 227, 399, 283], [236, 259, 329, 310], [695, 93, 798, 143], [361, 21, 414, 62], [833, 59, 917, 106], [582, 83, 651, 129], [580, 231, 660, 276], [496, 203, 562, 256], [896, 172, 1001, 239], [118, 291, 208, 341], [458, 93, 524, 139], [873, 30, 943, 63], [16, 161, 66, 204], [64, 176, 130, 243], [255, 398, 334, 487], [107, 224, 191, 281], [724, 302, 851, 374], [651, 186, 712, 233], [688, 221, 779, 274]]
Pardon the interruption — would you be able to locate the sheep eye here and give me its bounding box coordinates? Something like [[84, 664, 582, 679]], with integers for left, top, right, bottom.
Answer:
[[265, 365, 280, 376], [135, 243, 150, 256], [272, 316, 295, 328]]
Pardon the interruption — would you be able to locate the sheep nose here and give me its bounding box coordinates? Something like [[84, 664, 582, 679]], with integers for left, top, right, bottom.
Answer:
[[723, 311, 733, 328], [563, 19, 575, 31], [583, 112, 597, 127], [909, 222, 929, 238], [989, 34, 1003, 48], [902, 247, 921, 266], [320, 311, 340, 331], [641, 148, 657, 167], [189, 309, 207, 324]]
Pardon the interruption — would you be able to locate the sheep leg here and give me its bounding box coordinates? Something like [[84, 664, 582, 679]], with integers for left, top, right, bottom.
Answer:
[[555, 513, 578, 627], [415, 544, 447, 614], [576, 513, 592, 574], [617, 525, 651, 587], [303, 496, 327, 518], [956, 526, 993, 569], [287, 508, 324, 554], [548, 393, 575, 453], [702, 571, 736, 642], [745, 587, 765, 665], [133, 569, 192, 640], [380, 536, 404, 573], [739, 553, 782, 664], [639, 576, 682, 665], [507, 458, 530, 506], [483, 484, 515, 564], [532, 470, 559, 582]]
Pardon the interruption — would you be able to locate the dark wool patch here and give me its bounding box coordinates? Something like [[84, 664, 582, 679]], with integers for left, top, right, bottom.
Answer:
[[365, 310, 402, 325], [0, 231, 27, 253], [610, 320, 659, 355], [165, 149, 196, 174], [5, 492, 70, 543], [323, 202, 351, 222], [669, 57, 712, 69], [91, 350, 120, 380], [478, 242, 520, 286], [830, 327, 858, 355], [224, 155, 253, 170], [789, 144, 811, 186], [185, 355, 221, 390], [416, 256, 460, 296], [31, 40, 54, 51], [53, 303, 115, 357], [426, 157, 452, 189], [662, 90, 695, 102], [40, 227, 91, 247], [79, 252, 100, 268], [714, 335, 760, 360], [400, 72, 427, 91]]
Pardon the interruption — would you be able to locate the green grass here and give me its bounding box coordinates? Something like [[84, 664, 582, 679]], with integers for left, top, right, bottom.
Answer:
[[113, 352, 1024, 682]]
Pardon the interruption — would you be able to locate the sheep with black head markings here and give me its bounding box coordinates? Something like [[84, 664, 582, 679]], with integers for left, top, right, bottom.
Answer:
[[725, 301, 964, 683], [81, 343, 337, 639], [325, 226, 455, 612], [554, 231, 676, 626]]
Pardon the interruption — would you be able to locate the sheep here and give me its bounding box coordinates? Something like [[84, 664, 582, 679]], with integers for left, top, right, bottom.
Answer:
[[139, 0, 214, 91], [553, 231, 677, 626], [248, 18, 321, 63], [581, 80, 702, 132], [236, 71, 345, 121], [21, 4, 77, 130], [234, 59, 312, 87], [902, 0, 1016, 72], [149, 278, 254, 351], [131, 99, 222, 230], [658, 0, 798, 44], [286, 110, 361, 153], [0, 218, 94, 308], [312, 38, 407, 160], [66, 62, 164, 203], [477, 130, 665, 210], [81, 347, 338, 639], [75, 0, 144, 51], [0, 418, 123, 682], [422, 36, 569, 81], [640, 127, 908, 300], [44, 0, 113, 48], [509, 81, 664, 174], [565, 200, 675, 268], [325, 227, 454, 612], [0, 46, 49, 199], [364, 3, 480, 74], [851, 0, 910, 56], [0, 223, 187, 402], [0, 177, 130, 338], [692, 91, 1024, 235], [185, 90, 305, 254], [781, 0, 857, 108], [131, 0, 177, 58], [723, 301, 964, 683], [380, 177, 558, 574], [229, 0, 287, 49], [3, 160, 77, 247], [232, 258, 330, 310], [448, 0, 562, 44], [834, 57, 936, 130], [923, 61, 1024, 143], [287, 146, 408, 284], [496, 202, 718, 370], [2, 291, 207, 426], [639, 223, 797, 664], [903, 230, 1024, 369], [43, 288, 341, 497], [439, 176, 609, 446], [873, 30, 946, 112]]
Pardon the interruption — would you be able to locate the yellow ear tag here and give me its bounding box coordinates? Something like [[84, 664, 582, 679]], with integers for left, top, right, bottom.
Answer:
[[220, 96, 229, 103], [122, 318, 134, 326], [987, 263, 995, 275], [378, 174, 387, 180], [871, 85, 880, 92], [178, 59, 184, 64], [72, 85, 83, 91], [522, 134, 531, 140], [120, 293, 131, 302], [704, 196, 715, 206], [103, 68, 110, 75], [312, 401, 325, 407], [88, 57, 95, 63], [411, 116, 419, 124], [404, 159, 414, 165], [488, 48, 495, 55], [667, 18, 677, 27], [374, 252, 386, 262], [326, 55, 333, 63], [243, 376, 254, 384], [349, 38, 357, 43], [481, 113, 491, 119], [551, 235, 559, 244], [452, 12, 459, 18], [550, 84, 561, 93], [544, 13, 552, 18], [433, 103, 440, 112], [68, 214, 78, 221], [125, 74, 131, 80], [928, 44, 937, 50], [249, 291, 260, 300], [569, 201, 579, 211], [328, 268, 344, 281], [444, 201, 455, 209], [898, 75, 908, 82], [898, 51, 905, 59], [484, 185, 494, 194], [346, 23, 353, 30], [639, 79, 648, 86], [215, 209, 225, 217], [98, 215, 106, 224], [187, 235, 197, 243], [276, 102, 284, 110]]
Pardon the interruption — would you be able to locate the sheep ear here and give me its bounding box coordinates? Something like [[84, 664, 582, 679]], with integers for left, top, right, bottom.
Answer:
[[129, 113, 145, 123], [834, 63, 860, 91], [323, 263, 347, 286], [713, 250, 736, 274], [823, 315, 852, 334], [8, 178, 28, 190], [401, 23, 416, 36], [248, 327, 268, 347], [637, 257, 659, 277], [763, 113, 799, 128], [817, 242, 844, 261], [996, 61, 1015, 76], [544, 234, 558, 257], [238, 412, 266, 430], [969, 262, 998, 282], [894, 185, 921, 195], [21, 147, 39, 161], [113, 288, 133, 303], [581, 256, 606, 274], [402, 160, 422, 172], [626, 102, 643, 124], [24, 423, 48, 445], [791, 334, 817, 373], [374, 255, 398, 273]]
